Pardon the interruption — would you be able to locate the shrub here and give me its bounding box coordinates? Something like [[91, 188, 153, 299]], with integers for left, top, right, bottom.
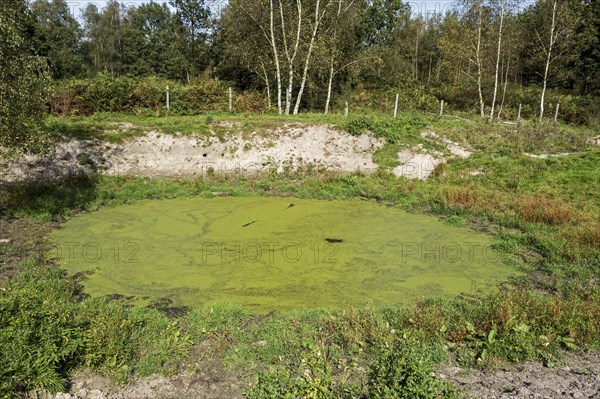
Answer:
[[367, 338, 461, 399], [0, 262, 191, 396], [516, 195, 575, 225], [344, 114, 425, 143], [0, 263, 83, 395]]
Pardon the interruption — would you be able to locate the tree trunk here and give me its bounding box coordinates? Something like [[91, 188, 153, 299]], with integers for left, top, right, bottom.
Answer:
[[280, 0, 302, 115], [540, 0, 558, 123], [294, 0, 323, 115], [269, 0, 283, 114], [497, 55, 510, 119], [324, 0, 343, 115], [427, 54, 433, 86], [476, 2, 485, 118], [414, 23, 420, 81], [260, 61, 272, 109], [324, 54, 335, 115], [489, 0, 505, 122]]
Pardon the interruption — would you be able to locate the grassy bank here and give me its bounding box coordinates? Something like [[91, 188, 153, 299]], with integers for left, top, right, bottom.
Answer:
[[1, 113, 599, 397]]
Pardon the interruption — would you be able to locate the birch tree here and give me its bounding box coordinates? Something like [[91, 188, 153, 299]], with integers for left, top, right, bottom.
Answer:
[[489, 0, 505, 122], [474, 0, 486, 118], [323, 0, 363, 114], [539, 0, 558, 122], [270, 0, 283, 114], [293, 0, 331, 115]]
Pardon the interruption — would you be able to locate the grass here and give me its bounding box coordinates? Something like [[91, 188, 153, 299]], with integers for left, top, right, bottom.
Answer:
[[1, 110, 599, 397]]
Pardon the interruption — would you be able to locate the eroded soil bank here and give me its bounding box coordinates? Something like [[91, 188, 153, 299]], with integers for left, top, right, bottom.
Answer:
[[1, 124, 385, 181]]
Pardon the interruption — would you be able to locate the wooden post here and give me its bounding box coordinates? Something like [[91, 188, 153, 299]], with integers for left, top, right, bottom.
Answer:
[[517, 103, 522, 126], [344, 100, 349, 117], [166, 85, 170, 112], [228, 87, 233, 113], [554, 102, 560, 123], [439, 100, 444, 116], [393, 93, 399, 118]]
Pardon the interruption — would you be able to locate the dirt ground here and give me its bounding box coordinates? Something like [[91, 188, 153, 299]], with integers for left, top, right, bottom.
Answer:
[[439, 352, 600, 398], [1, 124, 385, 181], [43, 350, 600, 399], [1, 124, 477, 182]]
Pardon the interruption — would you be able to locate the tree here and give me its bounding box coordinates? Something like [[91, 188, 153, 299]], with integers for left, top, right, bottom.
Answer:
[[489, 0, 506, 121], [355, 0, 413, 86], [438, 3, 490, 115], [518, 0, 579, 121], [323, 0, 364, 114], [81, 1, 126, 77], [30, 0, 83, 79], [574, 0, 600, 94], [0, 0, 51, 155], [121, 2, 189, 79], [223, 0, 337, 115], [539, 0, 558, 122], [170, 0, 211, 80]]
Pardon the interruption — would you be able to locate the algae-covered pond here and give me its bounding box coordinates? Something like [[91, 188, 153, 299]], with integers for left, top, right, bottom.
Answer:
[[50, 197, 515, 311]]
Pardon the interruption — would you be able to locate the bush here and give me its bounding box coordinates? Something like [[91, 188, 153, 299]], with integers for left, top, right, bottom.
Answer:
[[0, 263, 83, 395], [367, 338, 461, 399], [516, 195, 575, 225], [49, 74, 269, 116], [344, 114, 426, 143], [0, 263, 190, 396]]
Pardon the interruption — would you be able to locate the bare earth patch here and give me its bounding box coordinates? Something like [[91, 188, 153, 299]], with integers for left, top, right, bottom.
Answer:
[[439, 352, 600, 399], [1, 124, 384, 181], [393, 130, 472, 180], [47, 352, 600, 399]]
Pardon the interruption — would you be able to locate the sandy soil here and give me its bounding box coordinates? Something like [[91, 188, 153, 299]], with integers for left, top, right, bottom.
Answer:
[[0, 124, 385, 181], [392, 130, 472, 180]]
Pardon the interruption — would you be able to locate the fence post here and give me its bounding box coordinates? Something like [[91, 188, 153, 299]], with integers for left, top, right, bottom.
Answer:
[[344, 100, 349, 117], [439, 100, 444, 116], [228, 87, 233, 113], [517, 103, 522, 126], [554, 102, 560, 123], [393, 93, 399, 118], [166, 85, 170, 112]]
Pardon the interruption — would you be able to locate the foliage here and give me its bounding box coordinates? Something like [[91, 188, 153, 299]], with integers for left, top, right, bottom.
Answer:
[[30, 0, 84, 79], [344, 114, 426, 143], [367, 337, 460, 399], [0, 263, 190, 396], [49, 74, 267, 116], [0, 0, 51, 156]]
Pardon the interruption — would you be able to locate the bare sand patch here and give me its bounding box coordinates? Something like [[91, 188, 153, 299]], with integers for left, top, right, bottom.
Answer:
[[1, 124, 384, 181], [392, 130, 472, 180]]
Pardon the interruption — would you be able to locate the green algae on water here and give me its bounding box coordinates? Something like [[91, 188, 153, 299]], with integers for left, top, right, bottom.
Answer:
[[49, 197, 515, 312]]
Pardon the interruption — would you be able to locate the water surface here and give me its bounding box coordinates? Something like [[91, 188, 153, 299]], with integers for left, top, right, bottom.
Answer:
[[50, 197, 514, 311]]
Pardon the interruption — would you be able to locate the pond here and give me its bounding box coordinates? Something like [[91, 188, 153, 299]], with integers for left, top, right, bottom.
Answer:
[[50, 197, 515, 312]]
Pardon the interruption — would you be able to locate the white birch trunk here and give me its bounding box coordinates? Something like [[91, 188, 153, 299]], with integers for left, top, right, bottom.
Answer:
[[324, 0, 343, 115], [324, 54, 335, 115], [497, 56, 510, 119], [269, 0, 283, 114], [476, 2, 485, 118], [489, 0, 505, 122], [294, 0, 324, 115], [540, 0, 558, 123], [280, 0, 302, 115]]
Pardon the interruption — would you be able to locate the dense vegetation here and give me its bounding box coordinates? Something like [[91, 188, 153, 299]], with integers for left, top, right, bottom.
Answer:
[[0, 0, 599, 397], [10, 0, 600, 127]]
